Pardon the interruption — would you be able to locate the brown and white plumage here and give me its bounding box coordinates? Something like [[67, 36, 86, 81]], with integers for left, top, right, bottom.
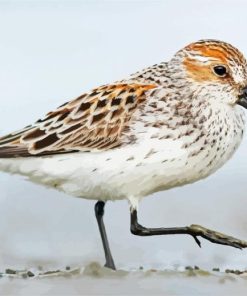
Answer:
[[0, 39, 246, 208], [0, 83, 156, 156]]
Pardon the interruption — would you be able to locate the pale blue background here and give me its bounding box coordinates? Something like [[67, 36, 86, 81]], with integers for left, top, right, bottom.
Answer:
[[0, 0, 247, 274]]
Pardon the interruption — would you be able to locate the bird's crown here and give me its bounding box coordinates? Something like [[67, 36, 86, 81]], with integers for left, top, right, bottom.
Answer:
[[176, 39, 247, 84]]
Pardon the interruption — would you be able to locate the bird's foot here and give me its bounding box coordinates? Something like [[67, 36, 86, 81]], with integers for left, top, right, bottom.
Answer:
[[187, 224, 247, 249], [104, 262, 116, 270]]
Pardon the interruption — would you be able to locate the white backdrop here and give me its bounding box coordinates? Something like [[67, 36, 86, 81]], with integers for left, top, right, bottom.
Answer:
[[0, 0, 247, 272]]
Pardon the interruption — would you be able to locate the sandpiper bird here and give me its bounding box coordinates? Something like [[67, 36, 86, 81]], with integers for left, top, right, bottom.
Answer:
[[1, 39, 247, 270]]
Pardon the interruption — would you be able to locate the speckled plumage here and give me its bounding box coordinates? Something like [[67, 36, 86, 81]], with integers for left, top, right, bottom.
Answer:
[[0, 39, 246, 208]]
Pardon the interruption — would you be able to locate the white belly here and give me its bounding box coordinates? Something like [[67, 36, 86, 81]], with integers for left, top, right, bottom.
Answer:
[[0, 118, 244, 208], [0, 136, 186, 200]]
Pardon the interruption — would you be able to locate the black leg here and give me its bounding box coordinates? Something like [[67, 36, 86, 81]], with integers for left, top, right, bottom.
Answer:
[[130, 208, 247, 249], [94, 201, 116, 270]]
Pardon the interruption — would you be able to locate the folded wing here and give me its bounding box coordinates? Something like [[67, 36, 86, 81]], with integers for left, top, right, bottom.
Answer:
[[0, 83, 156, 157]]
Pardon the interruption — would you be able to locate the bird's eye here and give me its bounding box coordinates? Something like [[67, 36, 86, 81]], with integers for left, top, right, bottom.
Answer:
[[213, 65, 228, 77]]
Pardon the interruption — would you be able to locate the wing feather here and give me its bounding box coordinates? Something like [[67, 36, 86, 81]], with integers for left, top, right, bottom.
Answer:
[[0, 83, 156, 157]]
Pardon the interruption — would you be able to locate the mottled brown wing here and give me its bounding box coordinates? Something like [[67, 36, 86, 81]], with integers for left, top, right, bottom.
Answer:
[[0, 83, 156, 157]]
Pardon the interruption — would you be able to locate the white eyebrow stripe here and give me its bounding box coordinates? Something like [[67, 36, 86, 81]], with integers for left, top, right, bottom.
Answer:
[[186, 51, 220, 63], [193, 55, 213, 62]]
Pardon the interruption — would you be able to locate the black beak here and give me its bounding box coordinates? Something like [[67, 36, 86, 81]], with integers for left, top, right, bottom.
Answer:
[[238, 86, 247, 109]]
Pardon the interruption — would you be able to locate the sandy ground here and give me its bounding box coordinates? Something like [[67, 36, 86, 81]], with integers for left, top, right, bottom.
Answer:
[[0, 263, 247, 296]]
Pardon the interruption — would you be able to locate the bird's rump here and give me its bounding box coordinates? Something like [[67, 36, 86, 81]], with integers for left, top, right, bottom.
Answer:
[[0, 83, 156, 158]]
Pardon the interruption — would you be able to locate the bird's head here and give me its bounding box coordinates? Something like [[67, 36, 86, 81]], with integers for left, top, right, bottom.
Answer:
[[171, 39, 247, 109]]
